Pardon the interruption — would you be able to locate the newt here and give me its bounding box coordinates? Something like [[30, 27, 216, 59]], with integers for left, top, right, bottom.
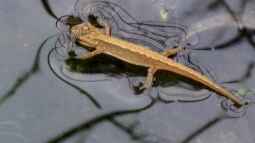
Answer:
[[70, 22, 245, 108]]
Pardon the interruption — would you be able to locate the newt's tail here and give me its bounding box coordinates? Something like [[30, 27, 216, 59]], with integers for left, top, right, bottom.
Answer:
[[164, 61, 244, 108]]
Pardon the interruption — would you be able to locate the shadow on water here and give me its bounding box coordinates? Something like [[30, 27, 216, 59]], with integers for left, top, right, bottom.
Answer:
[[64, 52, 213, 94], [48, 47, 102, 108]]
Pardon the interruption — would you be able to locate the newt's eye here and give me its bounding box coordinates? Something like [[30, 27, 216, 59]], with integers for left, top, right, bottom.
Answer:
[[66, 16, 83, 28], [88, 14, 105, 28]]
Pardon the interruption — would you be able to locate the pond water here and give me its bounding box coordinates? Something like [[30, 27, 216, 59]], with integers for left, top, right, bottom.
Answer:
[[0, 0, 255, 143]]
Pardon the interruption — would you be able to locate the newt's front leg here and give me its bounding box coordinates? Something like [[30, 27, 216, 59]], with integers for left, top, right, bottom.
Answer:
[[78, 41, 107, 60]]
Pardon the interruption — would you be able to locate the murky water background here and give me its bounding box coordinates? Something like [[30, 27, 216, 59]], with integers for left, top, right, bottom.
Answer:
[[1, 0, 255, 143]]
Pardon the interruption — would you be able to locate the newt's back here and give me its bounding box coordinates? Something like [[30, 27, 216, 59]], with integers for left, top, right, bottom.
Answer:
[[96, 33, 243, 107], [72, 23, 243, 107]]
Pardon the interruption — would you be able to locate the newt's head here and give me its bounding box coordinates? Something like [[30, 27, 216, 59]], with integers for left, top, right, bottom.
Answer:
[[70, 22, 108, 47], [70, 14, 110, 47], [71, 23, 91, 38], [71, 22, 103, 47]]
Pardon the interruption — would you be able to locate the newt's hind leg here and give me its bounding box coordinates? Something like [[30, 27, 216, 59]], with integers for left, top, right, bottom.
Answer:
[[161, 46, 184, 57], [134, 67, 157, 94], [105, 24, 112, 36]]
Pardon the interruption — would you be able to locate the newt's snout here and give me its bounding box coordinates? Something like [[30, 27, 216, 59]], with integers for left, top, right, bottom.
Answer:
[[71, 23, 89, 38]]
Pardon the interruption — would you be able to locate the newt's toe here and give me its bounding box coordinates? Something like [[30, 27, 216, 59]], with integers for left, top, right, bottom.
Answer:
[[133, 82, 146, 94]]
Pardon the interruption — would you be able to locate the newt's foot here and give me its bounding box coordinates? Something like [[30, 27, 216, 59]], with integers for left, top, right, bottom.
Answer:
[[133, 82, 146, 94], [68, 50, 77, 58]]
